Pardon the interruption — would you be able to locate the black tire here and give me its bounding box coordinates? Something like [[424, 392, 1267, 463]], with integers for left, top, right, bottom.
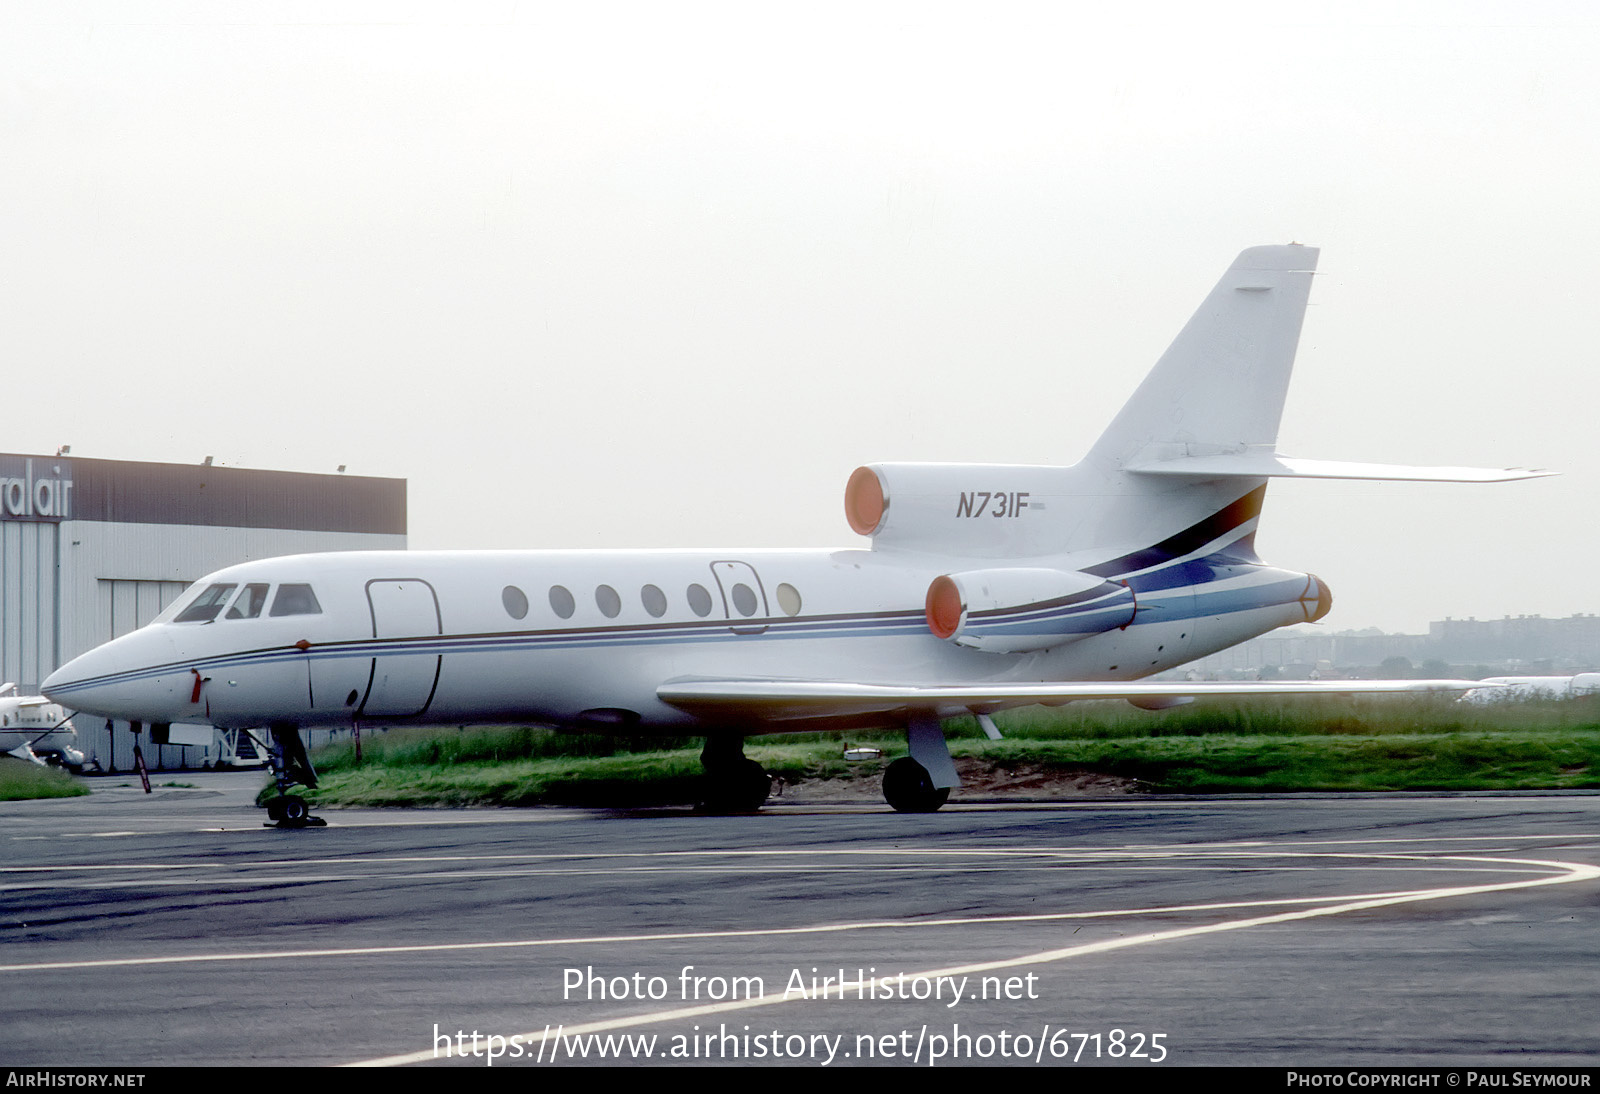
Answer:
[[279, 796, 309, 825], [702, 758, 771, 814], [883, 757, 950, 813]]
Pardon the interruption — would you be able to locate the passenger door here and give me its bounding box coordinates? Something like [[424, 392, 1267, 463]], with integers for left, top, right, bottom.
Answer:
[[710, 560, 769, 635], [358, 579, 442, 718]]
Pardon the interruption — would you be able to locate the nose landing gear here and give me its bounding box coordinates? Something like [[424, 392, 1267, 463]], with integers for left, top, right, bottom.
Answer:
[[263, 722, 326, 828]]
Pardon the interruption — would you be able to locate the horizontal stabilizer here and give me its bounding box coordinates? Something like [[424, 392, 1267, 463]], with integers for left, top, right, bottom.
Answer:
[[1126, 449, 1554, 483], [659, 677, 1486, 723]]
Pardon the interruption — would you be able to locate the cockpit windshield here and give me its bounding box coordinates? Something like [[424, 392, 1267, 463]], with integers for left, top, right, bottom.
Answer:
[[225, 583, 271, 620], [172, 584, 238, 624], [162, 580, 322, 624]]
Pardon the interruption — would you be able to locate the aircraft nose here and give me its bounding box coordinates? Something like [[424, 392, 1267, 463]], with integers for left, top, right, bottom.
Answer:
[[39, 664, 79, 704], [42, 630, 185, 722]]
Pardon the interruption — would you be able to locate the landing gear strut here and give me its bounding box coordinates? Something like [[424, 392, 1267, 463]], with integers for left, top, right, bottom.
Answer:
[[699, 735, 772, 813], [263, 722, 325, 828]]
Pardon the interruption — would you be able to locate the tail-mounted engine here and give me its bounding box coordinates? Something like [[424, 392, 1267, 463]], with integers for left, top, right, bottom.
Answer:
[[924, 567, 1136, 653], [846, 463, 1075, 557]]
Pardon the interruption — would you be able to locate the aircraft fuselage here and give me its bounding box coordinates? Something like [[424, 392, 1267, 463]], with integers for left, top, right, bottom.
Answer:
[[42, 544, 1321, 734]]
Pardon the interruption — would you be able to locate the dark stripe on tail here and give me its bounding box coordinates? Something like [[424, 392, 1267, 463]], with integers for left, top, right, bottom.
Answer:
[[1084, 485, 1266, 579]]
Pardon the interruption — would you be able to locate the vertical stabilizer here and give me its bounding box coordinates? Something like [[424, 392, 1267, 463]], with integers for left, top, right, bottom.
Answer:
[[1087, 244, 1318, 468]]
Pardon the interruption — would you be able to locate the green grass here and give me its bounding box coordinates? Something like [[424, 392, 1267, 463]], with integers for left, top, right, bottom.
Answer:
[[0, 757, 90, 801], [960, 696, 1600, 792], [309, 750, 708, 808], [297, 696, 1600, 808], [978, 693, 1600, 739], [305, 731, 882, 807], [312, 725, 699, 772], [962, 731, 1600, 792]]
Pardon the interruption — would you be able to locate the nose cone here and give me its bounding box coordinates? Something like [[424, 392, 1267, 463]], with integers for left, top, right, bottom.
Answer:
[[42, 629, 186, 723]]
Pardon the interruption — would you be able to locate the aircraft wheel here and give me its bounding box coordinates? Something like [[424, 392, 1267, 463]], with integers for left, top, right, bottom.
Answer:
[[266, 795, 311, 826], [702, 758, 771, 814], [883, 757, 950, 813]]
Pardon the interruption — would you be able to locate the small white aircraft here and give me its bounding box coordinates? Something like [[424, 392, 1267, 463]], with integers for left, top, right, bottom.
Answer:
[[41, 246, 1549, 823], [0, 684, 84, 772], [1461, 674, 1600, 703]]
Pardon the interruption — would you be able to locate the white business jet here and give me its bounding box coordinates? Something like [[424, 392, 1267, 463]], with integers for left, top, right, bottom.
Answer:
[[1462, 674, 1600, 703], [41, 246, 1548, 823], [0, 684, 84, 771]]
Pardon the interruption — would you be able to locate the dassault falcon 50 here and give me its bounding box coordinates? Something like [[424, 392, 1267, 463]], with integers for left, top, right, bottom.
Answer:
[[42, 245, 1548, 823]]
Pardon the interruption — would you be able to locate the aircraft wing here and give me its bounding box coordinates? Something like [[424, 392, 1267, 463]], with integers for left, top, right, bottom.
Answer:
[[656, 677, 1486, 723]]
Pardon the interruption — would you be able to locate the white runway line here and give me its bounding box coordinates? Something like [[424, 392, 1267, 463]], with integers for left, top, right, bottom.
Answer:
[[5, 846, 1591, 972], [2, 841, 1576, 892], [343, 852, 1600, 1067]]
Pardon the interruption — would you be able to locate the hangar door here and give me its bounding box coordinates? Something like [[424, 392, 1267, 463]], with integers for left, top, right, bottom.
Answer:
[[359, 579, 442, 718], [2, 520, 62, 691]]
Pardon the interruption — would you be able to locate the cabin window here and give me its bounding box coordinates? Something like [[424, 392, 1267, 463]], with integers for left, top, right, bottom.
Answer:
[[502, 585, 529, 620], [549, 585, 576, 619], [776, 583, 802, 616], [225, 583, 271, 620], [641, 584, 668, 618], [174, 583, 237, 624], [269, 584, 323, 617], [595, 585, 622, 619], [731, 583, 758, 617], [686, 583, 713, 617]]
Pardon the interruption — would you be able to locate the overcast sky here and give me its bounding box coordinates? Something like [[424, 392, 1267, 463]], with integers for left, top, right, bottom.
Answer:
[[4, 1, 1595, 633]]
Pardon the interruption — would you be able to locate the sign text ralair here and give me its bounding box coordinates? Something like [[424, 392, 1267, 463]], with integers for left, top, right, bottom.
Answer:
[[0, 458, 73, 521]]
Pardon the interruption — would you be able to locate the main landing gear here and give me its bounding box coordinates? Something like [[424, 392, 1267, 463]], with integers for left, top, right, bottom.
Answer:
[[699, 735, 772, 814], [698, 717, 959, 814], [262, 722, 326, 829], [882, 757, 950, 813], [882, 715, 960, 813]]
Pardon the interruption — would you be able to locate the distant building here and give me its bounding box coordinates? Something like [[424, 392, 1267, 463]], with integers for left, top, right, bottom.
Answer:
[[1429, 614, 1600, 665], [0, 452, 405, 769], [1180, 614, 1600, 679], [1183, 628, 1430, 678]]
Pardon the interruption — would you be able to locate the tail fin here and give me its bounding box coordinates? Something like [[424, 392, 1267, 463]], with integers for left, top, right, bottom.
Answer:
[[845, 244, 1547, 560], [1091, 243, 1549, 484], [1086, 244, 1318, 469]]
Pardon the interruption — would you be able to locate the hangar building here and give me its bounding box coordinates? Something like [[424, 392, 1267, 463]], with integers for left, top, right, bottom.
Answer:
[[0, 452, 406, 770]]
